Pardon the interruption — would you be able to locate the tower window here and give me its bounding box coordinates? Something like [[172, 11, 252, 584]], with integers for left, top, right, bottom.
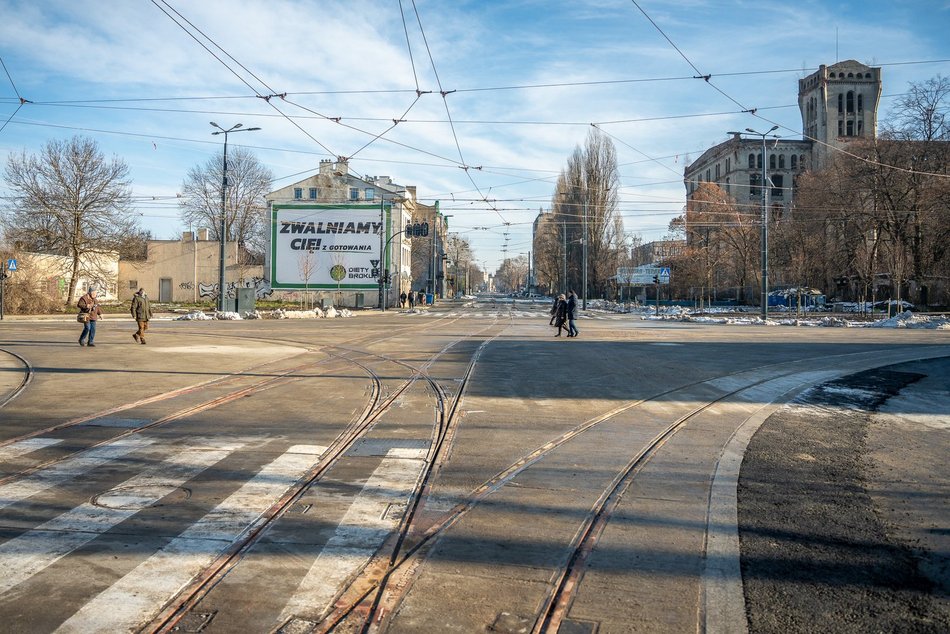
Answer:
[[838, 93, 843, 112], [847, 120, 854, 136], [846, 91, 854, 113]]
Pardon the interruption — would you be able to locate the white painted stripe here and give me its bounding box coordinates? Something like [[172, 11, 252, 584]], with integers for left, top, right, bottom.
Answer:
[[55, 445, 327, 634], [0, 437, 155, 510], [278, 447, 427, 623], [0, 440, 241, 596], [0, 438, 63, 462]]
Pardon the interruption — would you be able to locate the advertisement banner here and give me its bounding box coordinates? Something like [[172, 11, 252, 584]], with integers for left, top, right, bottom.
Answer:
[[269, 204, 390, 289]]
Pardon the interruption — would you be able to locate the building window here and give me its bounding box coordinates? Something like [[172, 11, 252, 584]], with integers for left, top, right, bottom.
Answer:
[[749, 173, 761, 199], [800, 154, 806, 169], [858, 94, 863, 111], [129, 280, 138, 290], [365, 187, 375, 201], [791, 154, 798, 169], [778, 154, 785, 169], [349, 188, 359, 201], [705, 169, 710, 182], [846, 91, 854, 113], [715, 164, 720, 180], [771, 174, 784, 198], [724, 177, 730, 193], [838, 93, 843, 112], [294, 188, 302, 200], [847, 120, 854, 136], [725, 158, 730, 172], [838, 121, 843, 136], [756, 153, 762, 169], [748, 153, 755, 169], [858, 120, 863, 134], [309, 187, 317, 199], [769, 154, 776, 170]]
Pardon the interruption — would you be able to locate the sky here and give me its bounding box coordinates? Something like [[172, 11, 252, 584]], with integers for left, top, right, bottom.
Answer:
[[1, 0, 948, 272]]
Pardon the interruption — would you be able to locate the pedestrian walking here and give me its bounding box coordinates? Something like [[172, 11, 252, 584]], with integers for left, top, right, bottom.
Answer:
[[549, 295, 559, 325], [77, 287, 102, 347], [408, 291, 415, 309], [553, 294, 568, 336], [130, 288, 152, 344], [566, 290, 579, 338], [399, 291, 407, 308]]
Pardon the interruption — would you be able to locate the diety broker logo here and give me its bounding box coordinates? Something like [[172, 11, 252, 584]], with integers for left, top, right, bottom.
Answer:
[[330, 265, 347, 282]]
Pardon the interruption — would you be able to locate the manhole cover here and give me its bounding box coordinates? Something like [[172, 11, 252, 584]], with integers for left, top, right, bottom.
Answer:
[[92, 485, 191, 509]]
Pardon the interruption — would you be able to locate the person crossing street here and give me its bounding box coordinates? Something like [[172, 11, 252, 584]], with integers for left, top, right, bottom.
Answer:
[[130, 288, 152, 345]]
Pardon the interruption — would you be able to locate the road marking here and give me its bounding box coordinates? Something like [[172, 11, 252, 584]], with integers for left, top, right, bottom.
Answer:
[[0, 437, 155, 510], [0, 439, 243, 596], [0, 438, 62, 462], [55, 445, 327, 634], [278, 447, 427, 623]]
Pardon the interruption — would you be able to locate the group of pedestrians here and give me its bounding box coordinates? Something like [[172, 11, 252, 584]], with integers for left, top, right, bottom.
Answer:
[[550, 290, 579, 338], [76, 287, 152, 347], [399, 290, 426, 309]]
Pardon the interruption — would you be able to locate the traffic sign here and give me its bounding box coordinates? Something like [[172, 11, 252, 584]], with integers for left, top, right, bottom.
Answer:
[[6, 259, 16, 272]]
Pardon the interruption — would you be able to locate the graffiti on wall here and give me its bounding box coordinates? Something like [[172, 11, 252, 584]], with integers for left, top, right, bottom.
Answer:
[[197, 277, 273, 300]]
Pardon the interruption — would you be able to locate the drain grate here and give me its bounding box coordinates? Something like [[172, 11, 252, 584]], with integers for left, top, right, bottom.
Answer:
[[170, 610, 216, 632], [489, 612, 531, 633], [287, 502, 312, 514], [559, 618, 600, 634]]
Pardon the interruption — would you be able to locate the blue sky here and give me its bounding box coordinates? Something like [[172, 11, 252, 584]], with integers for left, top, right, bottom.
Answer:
[[2, 0, 948, 271]]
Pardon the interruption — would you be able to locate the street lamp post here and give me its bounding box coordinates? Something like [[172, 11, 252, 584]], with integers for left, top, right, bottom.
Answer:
[[729, 126, 778, 319], [582, 197, 588, 310], [210, 122, 261, 312]]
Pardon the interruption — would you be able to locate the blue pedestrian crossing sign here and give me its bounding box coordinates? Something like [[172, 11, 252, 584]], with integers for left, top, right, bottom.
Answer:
[[6, 259, 15, 272]]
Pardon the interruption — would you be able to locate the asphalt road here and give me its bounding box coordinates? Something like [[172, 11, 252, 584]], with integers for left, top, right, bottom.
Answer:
[[0, 299, 946, 633]]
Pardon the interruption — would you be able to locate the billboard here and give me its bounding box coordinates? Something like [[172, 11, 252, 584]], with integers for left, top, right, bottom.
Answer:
[[269, 204, 390, 290], [617, 266, 671, 285]]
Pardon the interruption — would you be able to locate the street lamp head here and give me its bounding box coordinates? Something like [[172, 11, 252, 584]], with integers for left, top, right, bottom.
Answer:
[[768, 125, 779, 133], [745, 127, 757, 134], [245, 127, 262, 131], [210, 121, 219, 128], [233, 123, 243, 129]]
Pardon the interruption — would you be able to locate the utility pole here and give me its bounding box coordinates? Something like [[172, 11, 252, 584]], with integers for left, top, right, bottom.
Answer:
[[582, 198, 588, 310], [561, 220, 567, 295], [210, 122, 260, 312]]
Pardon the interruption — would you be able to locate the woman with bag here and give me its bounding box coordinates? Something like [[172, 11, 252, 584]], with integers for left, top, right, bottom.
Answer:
[[77, 287, 102, 347]]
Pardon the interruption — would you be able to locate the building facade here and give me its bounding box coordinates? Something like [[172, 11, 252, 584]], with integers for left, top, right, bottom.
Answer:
[[684, 60, 882, 213], [117, 229, 264, 304], [264, 159, 415, 308]]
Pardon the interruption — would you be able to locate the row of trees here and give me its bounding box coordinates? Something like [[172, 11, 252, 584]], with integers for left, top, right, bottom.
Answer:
[[667, 75, 950, 308], [532, 129, 628, 297], [2, 136, 272, 305]]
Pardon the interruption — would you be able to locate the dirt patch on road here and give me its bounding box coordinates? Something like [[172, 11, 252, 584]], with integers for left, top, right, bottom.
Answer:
[[737, 364, 950, 633]]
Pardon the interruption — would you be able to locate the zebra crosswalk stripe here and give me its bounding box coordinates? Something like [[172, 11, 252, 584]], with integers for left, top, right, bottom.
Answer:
[[278, 447, 427, 623], [0, 439, 244, 596], [0, 437, 155, 511], [55, 445, 327, 634], [0, 438, 63, 462]]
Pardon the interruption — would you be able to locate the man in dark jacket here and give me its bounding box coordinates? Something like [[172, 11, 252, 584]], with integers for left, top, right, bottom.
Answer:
[[77, 287, 102, 347], [566, 290, 579, 337], [130, 288, 152, 345]]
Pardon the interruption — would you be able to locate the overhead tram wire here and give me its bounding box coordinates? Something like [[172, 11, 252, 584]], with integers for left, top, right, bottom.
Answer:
[[409, 0, 508, 226], [151, 0, 337, 158], [0, 57, 30, 135]]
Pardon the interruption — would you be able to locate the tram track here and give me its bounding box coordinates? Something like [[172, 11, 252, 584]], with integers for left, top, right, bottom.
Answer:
[[145, 315, 512, 634], [303, 345, 948, 633], [0, 347, 33, 409]]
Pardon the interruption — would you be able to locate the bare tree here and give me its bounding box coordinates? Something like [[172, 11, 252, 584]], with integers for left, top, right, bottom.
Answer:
[[179, 146, 273, 256], [495, 255, 528, 293], [445, 234, 473, 296], [3, 136, 137, 303], [882, 75, 950, 142]]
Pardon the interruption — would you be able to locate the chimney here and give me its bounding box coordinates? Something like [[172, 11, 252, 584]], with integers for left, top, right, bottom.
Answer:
[[182, 231, 194, 242], [197, 228, 210, 241]]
